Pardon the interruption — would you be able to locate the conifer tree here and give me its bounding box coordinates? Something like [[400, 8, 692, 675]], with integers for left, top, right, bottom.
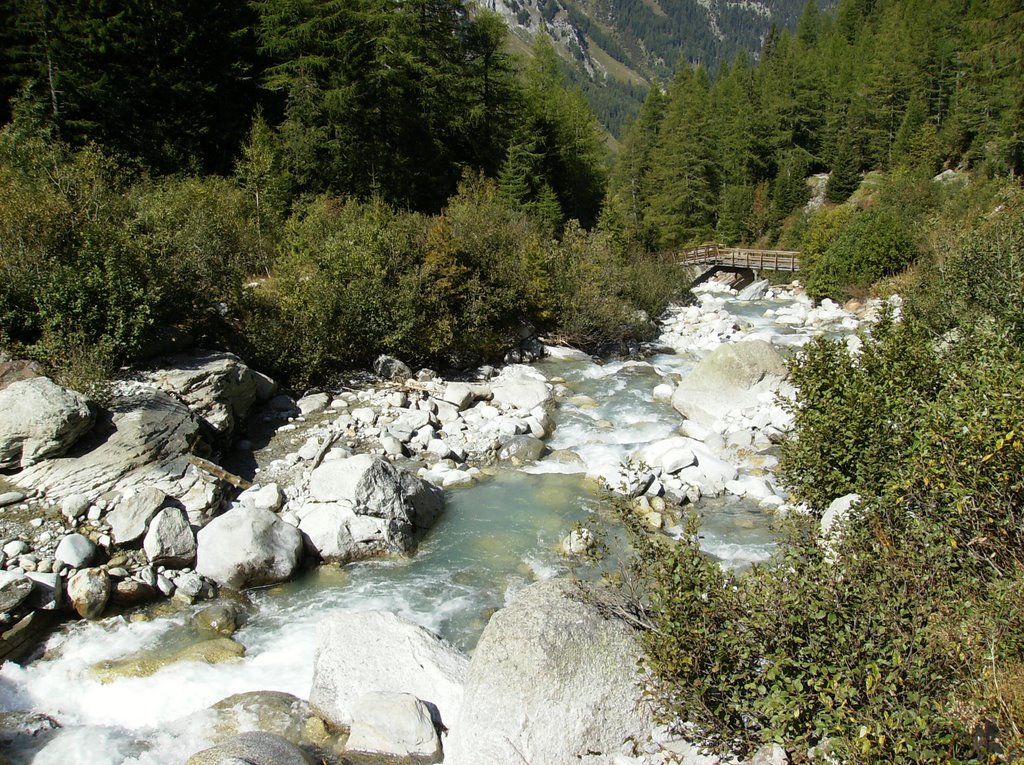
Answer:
[[825, 129, 861, 202], [643, 64, 719, 248]]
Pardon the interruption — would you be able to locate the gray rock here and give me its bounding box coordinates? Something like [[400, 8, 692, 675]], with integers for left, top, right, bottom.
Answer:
[[171, 691, 340, 755], [193, 602, 243, 636], [299, 454, 444, 564], [297, 392, 331, 417], [388, 409, 433, 443], [61, 493, 91, 522], [196, 507, 303, 589], [13, 388, 201, 502], [373, 355, 412, 382], [108, 487, 167, 545], [67, 567, 111, 619], [146, 350, 257, 442], [0, 570, 34, 612], [110, 577, 157, 607], [380, 435, 405, 457], [236, 483, 284, 514], [143, 507, 196, 568], [54, 533, 100, 569], [0, 491, 26, 508], [737, 279, 770, 301], [445, 580, 654, 765], [251, 369, 278, 402], [346, 691, 442, 760], [172, 571, 206, 603], [490, 373, 551, 412], [671, 340, 789, 427], [0, 377, 94, 469], [185, 731, 316, 765], [3, 540, 28, 558], [310, 610, 468, 731], [498, 435, 545, 463], [25, 572, 63, 610], [441, 383, 475, 411]]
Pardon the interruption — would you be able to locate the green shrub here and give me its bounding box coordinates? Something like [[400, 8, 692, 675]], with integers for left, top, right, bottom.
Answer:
[[806, 208, 916, 300]]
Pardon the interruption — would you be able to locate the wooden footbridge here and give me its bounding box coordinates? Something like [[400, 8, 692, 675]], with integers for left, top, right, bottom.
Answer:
[[679, 244, 801, 272]]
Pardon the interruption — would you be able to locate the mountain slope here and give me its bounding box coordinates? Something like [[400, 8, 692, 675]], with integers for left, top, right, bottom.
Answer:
[[481, 0, 826, 135]]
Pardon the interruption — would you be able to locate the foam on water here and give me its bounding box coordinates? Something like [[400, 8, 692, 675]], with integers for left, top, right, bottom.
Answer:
[[0, 286, 875, 764]]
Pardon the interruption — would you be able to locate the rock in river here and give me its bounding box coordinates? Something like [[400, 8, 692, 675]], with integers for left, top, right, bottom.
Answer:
[[445, 579, 653, 765], [196, 507, 303, 589]]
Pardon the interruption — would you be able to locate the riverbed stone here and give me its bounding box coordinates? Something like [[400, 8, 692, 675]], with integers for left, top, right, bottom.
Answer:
[[193, 602, 244, 636], [490, 370, 551, 411], [0, 571, 34, 612], [60, 494, 91, 522], [0, 377, 94, 469], [309, 609, 469, 731], [300, 454, 444, 564], [445, 579, 654, 765], [498, 434, 545, 463], [374, 355, 412, 382], [346, 691, 442, 760], [110, 577, 157, 607], [108, 487, 167, 545], [12, 387, 202, 502], [0, 491, 26, 508], [185, 731, 316, 765], [26, 572, 62, 610], [54, 533, 100, 569], [67, 567, 111, 619], [143, 506, 196, 568], [145, 350, 257, 442], [196, 506, 304, 589], [236, 483, 284, 514], [671, 340, 788, 427]]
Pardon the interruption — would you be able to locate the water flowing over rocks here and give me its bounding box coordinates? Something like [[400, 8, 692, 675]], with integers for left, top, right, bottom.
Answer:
[[0, 280, 899, 764], [309, 609, 469, 733], [445, 579, 654, 765]]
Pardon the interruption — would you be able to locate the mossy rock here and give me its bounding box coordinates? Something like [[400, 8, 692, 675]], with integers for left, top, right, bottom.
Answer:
[[90, 637, 245, 683]]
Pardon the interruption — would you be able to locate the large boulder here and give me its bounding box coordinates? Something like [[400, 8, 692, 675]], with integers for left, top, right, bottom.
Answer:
[[196, 506, 303, 589], [0, 377, 94, 469], [445, 580, 654, 765], [490, 368, 551, 412], [145, 350, 258, 442], [671, 340, 788, 427], [298, 455, 444, 564], [309, 610, 469, 732], [12, 387, 202, 501], [185, 731, 315, 765]]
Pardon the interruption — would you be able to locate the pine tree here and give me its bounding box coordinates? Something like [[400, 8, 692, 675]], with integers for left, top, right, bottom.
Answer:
[[825, 129, 861, 202], [603, 85, 666, 248], [643, 64, 719, 248]]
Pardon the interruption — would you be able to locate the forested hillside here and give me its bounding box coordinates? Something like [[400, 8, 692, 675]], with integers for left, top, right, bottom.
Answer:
[[485, 0, 822, 133]]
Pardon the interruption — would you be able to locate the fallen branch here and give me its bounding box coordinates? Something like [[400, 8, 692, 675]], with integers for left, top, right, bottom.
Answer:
[[188, 454, 253, 490]]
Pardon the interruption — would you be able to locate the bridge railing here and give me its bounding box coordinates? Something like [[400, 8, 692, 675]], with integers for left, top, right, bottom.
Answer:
[[679, 243, 801, 272]]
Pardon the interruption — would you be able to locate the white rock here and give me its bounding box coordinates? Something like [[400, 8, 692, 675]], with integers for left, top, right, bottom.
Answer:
[[0, 377, 94, 469], [309, 610, 469, 731], [196, 507, 303, 589], [346, 692, 442, 760]]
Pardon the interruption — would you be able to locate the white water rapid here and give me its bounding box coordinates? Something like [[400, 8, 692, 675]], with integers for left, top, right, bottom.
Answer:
[[0, 281, 891, 764]]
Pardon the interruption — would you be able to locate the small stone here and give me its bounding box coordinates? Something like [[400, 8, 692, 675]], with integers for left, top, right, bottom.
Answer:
[[2, 540, 28, 558], [54, 533, 100, 569], [0, 570, 34, 612], [29, 518, 43, 528], [0, 491, 27, 508], [68, 567, 111, 619], [156, 574, 175, 597], [61, 494, 91, 522]]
